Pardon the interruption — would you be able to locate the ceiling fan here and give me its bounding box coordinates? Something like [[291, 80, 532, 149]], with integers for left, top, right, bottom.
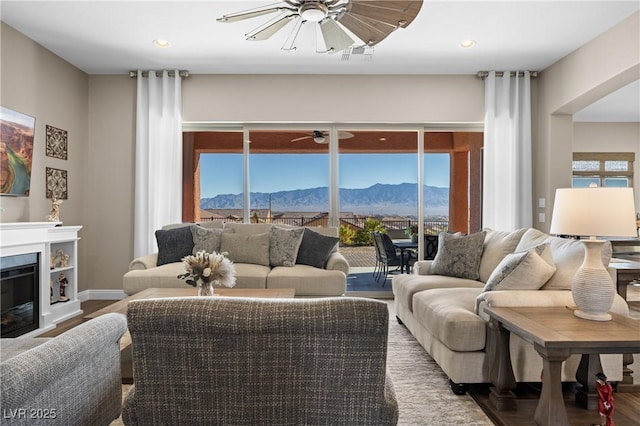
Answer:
[[217, 0, 423, 53], [291, 130, 355, 144]]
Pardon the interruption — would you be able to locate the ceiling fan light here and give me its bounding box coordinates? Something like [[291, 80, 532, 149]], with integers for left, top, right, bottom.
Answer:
[[299, 2, 327, 22], [313, 135, 326, 143]]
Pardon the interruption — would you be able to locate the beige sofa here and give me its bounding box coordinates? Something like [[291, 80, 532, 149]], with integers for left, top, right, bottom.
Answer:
[[392, 227, 628, 394], [123, 223, 349, 297]]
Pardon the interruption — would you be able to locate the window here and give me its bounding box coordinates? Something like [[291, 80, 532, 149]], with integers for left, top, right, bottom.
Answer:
[[572, 152, 634, 188]]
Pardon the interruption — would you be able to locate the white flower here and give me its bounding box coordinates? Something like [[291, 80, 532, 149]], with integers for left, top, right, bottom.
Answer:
[[178, 250, 236, 289]]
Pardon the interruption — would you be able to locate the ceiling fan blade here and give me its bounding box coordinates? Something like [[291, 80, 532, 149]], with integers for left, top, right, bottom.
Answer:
[[291, 135, 312, 142], [319, 19, 355, 53], [347, 1, 423, 29], [217, 3, 292, 23], [338, 131, 355, 139], [338, 13, 390, 46], [246, 15, 296, 41]]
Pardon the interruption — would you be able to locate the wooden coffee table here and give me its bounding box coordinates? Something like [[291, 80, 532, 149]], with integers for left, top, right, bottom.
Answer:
[[85, 287, 296, 383], [485, 306, 640, 426], [85, 287, 296, 322]]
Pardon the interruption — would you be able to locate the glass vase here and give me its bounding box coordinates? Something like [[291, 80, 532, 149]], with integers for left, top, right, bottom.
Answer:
[[198, 282, 215, 296]]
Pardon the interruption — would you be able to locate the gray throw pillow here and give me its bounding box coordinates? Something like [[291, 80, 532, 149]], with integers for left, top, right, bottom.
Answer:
[[429, 231, 486, 280], [190, 226, 234, 254], [220, 232, 270, 266], [296, 229, 339, 269], [270, 226, 304, 267], [155, 226, 194, 266]]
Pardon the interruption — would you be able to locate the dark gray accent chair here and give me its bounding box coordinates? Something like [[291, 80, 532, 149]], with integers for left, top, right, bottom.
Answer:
[[0, 313, 127, 425], [123, 297, 398, 425]]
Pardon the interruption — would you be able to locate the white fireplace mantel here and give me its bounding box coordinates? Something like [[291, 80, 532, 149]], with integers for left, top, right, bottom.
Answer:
[[1, 222, 83, 336]]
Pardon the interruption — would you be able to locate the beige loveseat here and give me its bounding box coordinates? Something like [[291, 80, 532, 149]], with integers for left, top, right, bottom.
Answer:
[[392, 227, 629, 394], [123, 223, 349, 297]]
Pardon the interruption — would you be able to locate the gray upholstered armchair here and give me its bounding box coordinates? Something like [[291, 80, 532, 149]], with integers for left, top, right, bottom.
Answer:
[[0, 313, 127, 426], [122, 297, 398, 425]]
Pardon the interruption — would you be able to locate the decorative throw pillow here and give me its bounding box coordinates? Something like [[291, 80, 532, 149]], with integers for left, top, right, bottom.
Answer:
[[190, 226, 234, 255], [155, 226, 194, 266], [296, 228, 340, 269], [483, 243, 556, 291], [220, 232, 270, 266], [428, 231, 486, 280], [270, 226, 304, 267]]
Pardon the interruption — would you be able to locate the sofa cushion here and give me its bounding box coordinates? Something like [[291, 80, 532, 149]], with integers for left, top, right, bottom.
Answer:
[[296, 228, 339, 268], [269, 226, 304, 267], [392, 273, 484, 312], [190, 226, 234, 255], [227, 263, 271, 289], [429, 231, 486, 280], [155, 226, 194, 266], [516, 229, 612, 291], [478, 228, 527, 283], [412, 288, 486, 352], [483, 243, 556, 291], [223, 223, 273, 234], [267, 265, 346, 296], [220, 232, 270, 266]]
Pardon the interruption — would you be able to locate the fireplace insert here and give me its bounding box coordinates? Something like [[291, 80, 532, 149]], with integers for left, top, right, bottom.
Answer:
[[1, 253, 39, 337]]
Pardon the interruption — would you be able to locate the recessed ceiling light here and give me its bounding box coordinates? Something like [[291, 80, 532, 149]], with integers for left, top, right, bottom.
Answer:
[[460, 39, 476, 49], [153, 39, 171, 48]]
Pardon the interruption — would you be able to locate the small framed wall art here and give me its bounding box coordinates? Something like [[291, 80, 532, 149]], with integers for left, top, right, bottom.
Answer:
[[0, 106, 35, 196], [45, 124, 68, 160], [46, 167, 68, 199]]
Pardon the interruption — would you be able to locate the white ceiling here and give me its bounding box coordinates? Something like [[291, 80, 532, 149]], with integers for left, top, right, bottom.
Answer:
[[1, 1, 639, 120]]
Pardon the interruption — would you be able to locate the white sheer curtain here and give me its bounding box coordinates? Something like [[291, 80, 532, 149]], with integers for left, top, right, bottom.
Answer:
[[483, 71, 532, 231], [134, 70, 183, 257]]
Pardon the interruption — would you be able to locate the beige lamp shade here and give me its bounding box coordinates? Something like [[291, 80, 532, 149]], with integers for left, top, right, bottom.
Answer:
[[550, 187, 637, 238]]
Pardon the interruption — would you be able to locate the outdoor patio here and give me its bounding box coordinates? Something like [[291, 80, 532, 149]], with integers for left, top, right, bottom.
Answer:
[[340, 245, 395, 294]]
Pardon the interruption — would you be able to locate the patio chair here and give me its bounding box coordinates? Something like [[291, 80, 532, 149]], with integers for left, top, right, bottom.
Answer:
[[122, 297, 399, 425], [424, 234, 439, 260], [372, 232, 406, 285]]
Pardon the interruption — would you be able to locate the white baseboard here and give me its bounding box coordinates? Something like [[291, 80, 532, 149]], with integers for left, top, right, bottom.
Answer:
[[78, 289, 126, 301]]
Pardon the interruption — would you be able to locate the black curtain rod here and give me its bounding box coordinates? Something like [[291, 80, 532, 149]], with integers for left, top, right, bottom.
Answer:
[[128, 70, 190, 78]]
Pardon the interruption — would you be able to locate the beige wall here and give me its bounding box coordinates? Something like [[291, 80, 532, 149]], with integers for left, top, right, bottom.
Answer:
[[573, 122, 640, 208], [535, 12, 640, 231], [0, 23, 91, 289], [183, 74, 484, 123]]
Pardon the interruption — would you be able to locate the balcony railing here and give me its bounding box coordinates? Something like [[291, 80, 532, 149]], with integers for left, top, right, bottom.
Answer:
[[201, 216, 448, 234]]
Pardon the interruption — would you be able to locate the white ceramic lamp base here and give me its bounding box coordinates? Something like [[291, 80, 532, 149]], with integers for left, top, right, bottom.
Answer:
[[572, 240, 614, 321]]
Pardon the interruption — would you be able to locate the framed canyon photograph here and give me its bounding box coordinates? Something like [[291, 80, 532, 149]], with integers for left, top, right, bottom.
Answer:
[[0, 106, 35, 196]]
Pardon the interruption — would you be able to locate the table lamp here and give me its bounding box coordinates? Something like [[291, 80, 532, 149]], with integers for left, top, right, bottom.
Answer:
[[550, 187, 637, 321]]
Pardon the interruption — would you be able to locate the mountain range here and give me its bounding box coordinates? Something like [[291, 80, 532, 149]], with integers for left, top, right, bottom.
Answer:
[[201, 183, 449, 216]]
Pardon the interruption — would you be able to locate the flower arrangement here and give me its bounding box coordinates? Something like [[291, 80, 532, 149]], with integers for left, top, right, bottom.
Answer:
[[177, 251, 236, 292]]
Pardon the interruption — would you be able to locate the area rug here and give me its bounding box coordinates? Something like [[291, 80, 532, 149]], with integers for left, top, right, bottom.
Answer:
[[110, 300, 492, 425]]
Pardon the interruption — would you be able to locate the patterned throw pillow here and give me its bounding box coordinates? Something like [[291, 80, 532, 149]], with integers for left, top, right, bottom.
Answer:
[[269, 226, 304, 267], [155, 226, 194, 266], [190, 226, 234, 255], [483, 243, 556, 291], [296, 229, 340, 269], [428, 231, 486, 280]]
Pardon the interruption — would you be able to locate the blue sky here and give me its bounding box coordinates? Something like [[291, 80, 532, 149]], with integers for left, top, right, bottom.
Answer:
[[200, 153, 450, 198]]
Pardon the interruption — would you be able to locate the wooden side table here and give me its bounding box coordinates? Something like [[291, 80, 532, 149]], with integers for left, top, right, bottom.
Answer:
[[485, 306, 640, 426]]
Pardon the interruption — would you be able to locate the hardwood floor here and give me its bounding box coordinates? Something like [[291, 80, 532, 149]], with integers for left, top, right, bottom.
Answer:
[[44, 299, 640, 425]]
